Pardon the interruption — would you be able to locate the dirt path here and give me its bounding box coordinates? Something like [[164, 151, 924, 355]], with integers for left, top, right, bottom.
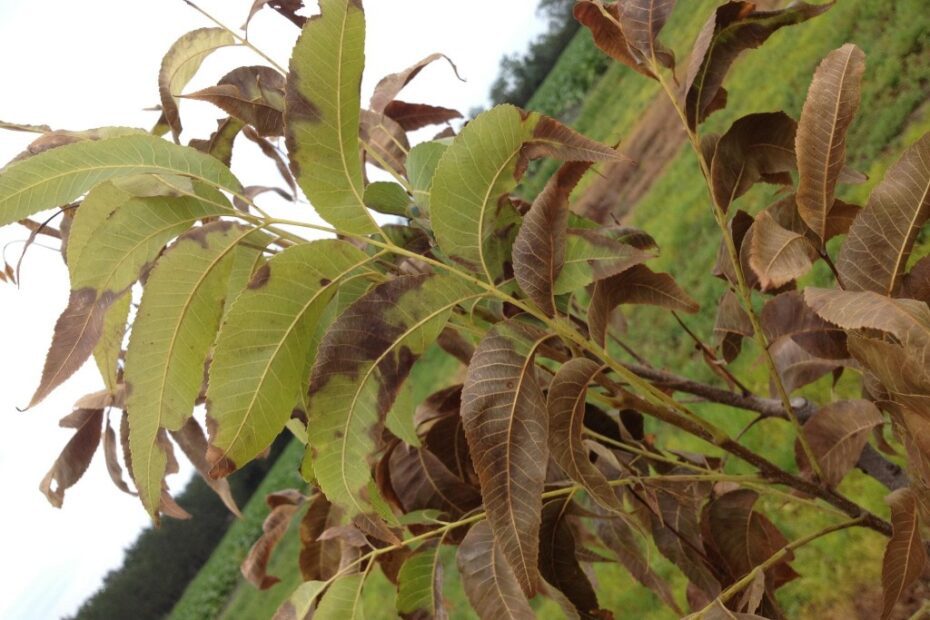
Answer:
[[575, 94, 687, 223]]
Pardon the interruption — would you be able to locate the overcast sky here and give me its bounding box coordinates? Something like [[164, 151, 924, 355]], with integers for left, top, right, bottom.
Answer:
[[0, 1, 547, 618]]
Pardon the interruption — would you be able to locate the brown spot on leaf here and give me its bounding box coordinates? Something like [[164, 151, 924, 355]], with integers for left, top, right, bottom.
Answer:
[[319, 277, 332, 286], [248, 263, 271, 289], [207, 444, 237, 479]]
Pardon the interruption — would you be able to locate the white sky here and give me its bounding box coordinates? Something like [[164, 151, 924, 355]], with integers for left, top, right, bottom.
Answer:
[[0, 1, 547, 618]]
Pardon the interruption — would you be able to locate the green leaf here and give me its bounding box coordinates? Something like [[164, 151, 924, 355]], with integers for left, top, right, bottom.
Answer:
[[406, 140, 447, 215], [431, 104, 624, 281], [553, 228, 654, 295], [159, 28, 237, 140], [126, 222, 255, 516], [363, 181, 409, 217], [274, 581, 327, 620], [307, 273, 483, 516], [314, 574, 365, 620], [285, 0, 377, 235], [396, 542, 444, 617], [94, 293, 131, 392], [0, 134, 242, 228], [207, 240, 374, 478]]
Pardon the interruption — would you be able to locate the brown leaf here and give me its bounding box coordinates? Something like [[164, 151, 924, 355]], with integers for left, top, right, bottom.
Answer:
[[370, 53, 461, 114], [684, 1, 832, 129], [388, 442, 482, 517], [243, 0, 307, 29], [456, 521, 535, 620], [703, 490, 798, 595], [522, 115, 628, 169], [190, 117, 244, 166], [461, 318, 550, 596], [538, 501, 601, 619], [299, 495, 342, 581], [619, 0, 677, 70], [796, 44, 865, 244], [749, 210, 817, 290], [714, 290, 753, 363], [901, 256, 930, 304], [710, 112, 797, 212], [769, 337, 840, 394], [30, 289, 119, 408], [837, 132, 930, 295], [847, 335, 930, 416], [803, 288, 930, 348], [242, 492, 303, 589], [547, 358, 622, 512], [40, 409, 104, 507], [588, 264, 699, 347], [184, 66, 286, 137], [384, 100, 462, 132], [761, 291, 847, 361], [796, 400, 883, 487], [714, 210, 759, 289], [573, 0, 656, 78], [103, 414, 134, 496], [650, 476, 721, 598], [881, 488, 927, 620], [360, 109, 409, 175], [513, 161, 592, 316], [170, 418, 241, 516], [597, 515, 681, 614]]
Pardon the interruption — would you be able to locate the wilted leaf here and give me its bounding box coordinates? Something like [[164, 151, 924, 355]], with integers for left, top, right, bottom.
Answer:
[[190, 117, 245, 166], [588, 264, 699, 347], [384, 100, 462, 132], [307, 273, 482, 516], [684, 1, 832, 129], [185, 65, 286, 137], [103, 415, 134, 496], [397, 541, 446, 619], [0, 134, 242, 228], [711, 112, 797, 212], [795, 400, 882, 487], [881, 488, 927, 620], [369, 53, 460, 114], [159, 28, 237, 140], [837, 132, 930, 295], [457, 521, 535, 619], [40, 409, 103, 507], [796, 44, 865, 243], [285, 0, 377, 235], [620, 0, 677, 69], [299, 495, 342, 581], [538, 501, 601, 618], [431, 104, 623, 281], [244, 0, 307, 30], [548, 358, 622, 512], [242, 493, 302, 589], [749, 210, 817, 290], [170, 418, 241, 516], [207, 240, 373, 478], [704, 489, 798, 596], [462, 318, 550, 595], [573, 0, 656, 78], [513, 161, 591, 316], [127, 222, 253, 516], [714, 289, 753, 363]]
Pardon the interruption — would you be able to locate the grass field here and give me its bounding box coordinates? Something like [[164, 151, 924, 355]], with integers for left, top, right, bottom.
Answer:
[[174, 2, 930, 618]]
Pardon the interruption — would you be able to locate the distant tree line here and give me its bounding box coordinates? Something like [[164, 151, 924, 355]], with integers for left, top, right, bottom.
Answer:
[[67, 436, 291, 620], [488, 0, 582, 107]]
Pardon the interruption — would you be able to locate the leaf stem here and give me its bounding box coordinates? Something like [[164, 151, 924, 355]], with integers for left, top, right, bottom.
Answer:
[[181, 0, 288, 74]]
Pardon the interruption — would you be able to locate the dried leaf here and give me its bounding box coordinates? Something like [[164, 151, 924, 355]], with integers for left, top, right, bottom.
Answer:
[[384, 100, 462, 131], [243, 0, 307, 30], [299, 495, 342, 581], [170, 418, 241, 516], [370, 53, 461, 114], [185, 65, 286, 137], [588, 264, 699, 347], [103, 415, 134, 495], [749, 209, 817, 290], [513, 161, 591, 316], [837, 132, 930, 295], [159, 28, 236, 140], [548, 358, 622, 512], [242, 495, 302, 589], [684, 1, 832, 129], [457, 521, 535, 619], [796, 44, 865, 243], [881, 488, 927, 619], [462, 318, 550, 595], [711, 112, 797, 212], [190, 117, 245, 166], [40, 409, 103, 507], [573, 0, 655, 78], [796, 400, 883, 487]]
